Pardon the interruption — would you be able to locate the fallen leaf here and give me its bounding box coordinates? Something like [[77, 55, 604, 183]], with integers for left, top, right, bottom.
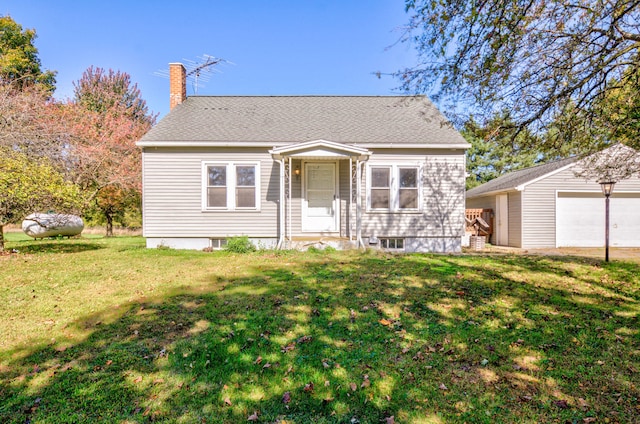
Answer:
[[361, 375, 371, 388], [247, 411, 259, 421], [322, 361, 330, 368], [263, 363, 271, 369], [297, 335, 312, 343], [304, 382, 314, 393], [105, 360, 113, 366], [350, 382, 357, 391], [385, 417, 395, 424], [281, 343, 296, 353], [325, 380, 330, 387], [379, 319, 391, 326], [578, 398, 589, 410], [385, 395, 391, 401], [582, 418, 596, 423], [254, 356, 262, 365], [224, 397, 232, 406], [282, 391, 291, 404], [439, 383, 448, 391], [133, 376, 143, 384], [553, 400, 569, 409], [153, 379, 165, 384]]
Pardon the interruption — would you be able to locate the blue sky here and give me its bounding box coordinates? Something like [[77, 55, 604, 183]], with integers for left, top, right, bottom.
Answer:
[[2, 1, 417, 118]]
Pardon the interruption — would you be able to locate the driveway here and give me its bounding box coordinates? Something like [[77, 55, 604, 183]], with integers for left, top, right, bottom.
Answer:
[[470, 245, 640, 262]]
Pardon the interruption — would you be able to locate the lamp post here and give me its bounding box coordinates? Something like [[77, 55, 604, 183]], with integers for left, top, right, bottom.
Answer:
[[599, 180, 616, 262]]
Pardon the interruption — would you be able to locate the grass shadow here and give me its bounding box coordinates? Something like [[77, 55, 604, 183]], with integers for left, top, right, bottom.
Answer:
[[1, 249, 638, 423], [9, 239, 105, 254]]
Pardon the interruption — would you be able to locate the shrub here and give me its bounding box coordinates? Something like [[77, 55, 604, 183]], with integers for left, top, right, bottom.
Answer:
[[224, 236, 256, 253]]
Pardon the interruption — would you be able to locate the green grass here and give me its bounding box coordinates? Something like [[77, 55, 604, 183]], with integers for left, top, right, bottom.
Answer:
[[1, 234, 638, 423]]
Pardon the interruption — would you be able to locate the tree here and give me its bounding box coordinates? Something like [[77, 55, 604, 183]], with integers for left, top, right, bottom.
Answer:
[[399, 0, 640, 151], [0, 16, 56, 91], [65, 67, 155, 236], [0, 149, 80, 251], [73, 66, 155, 126], [463, 113, 545, 189], [0, 82, 67, 163]]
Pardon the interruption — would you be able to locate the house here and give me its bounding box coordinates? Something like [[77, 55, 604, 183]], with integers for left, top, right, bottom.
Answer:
[[465, 145, 640, 248], [136, 63, 470, 252]]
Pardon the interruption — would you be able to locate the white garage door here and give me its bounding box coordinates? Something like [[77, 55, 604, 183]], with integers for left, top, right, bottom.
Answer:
[[556, 192, 640, 247]]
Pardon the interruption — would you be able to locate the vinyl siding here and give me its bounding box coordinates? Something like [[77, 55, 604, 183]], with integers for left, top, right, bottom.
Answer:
[[361, 149, 466, 238], [522, 166, 640, 248], [142, 146, 467, 243], [508, 191, 522, 247], [142, 147, 279, 238]]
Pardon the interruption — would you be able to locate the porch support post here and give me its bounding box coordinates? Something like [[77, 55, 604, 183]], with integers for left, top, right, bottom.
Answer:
[[276, 158, 285, 249], [288, 156, 292, 244], [356, 159, 364, 248], [349, 157, 353, 241]]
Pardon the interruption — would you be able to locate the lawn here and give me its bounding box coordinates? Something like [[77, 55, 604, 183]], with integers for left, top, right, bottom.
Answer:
[[1, 233, 638, 423]]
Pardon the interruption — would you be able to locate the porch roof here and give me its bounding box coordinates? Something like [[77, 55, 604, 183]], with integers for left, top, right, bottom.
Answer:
[[269, 139, 371, 160]]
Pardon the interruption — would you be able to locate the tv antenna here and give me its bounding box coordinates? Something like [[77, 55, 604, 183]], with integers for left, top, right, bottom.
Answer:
[[154, 54, 233, 94]]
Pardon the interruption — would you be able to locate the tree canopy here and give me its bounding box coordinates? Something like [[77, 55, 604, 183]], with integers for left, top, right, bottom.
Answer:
[[66, 67, 156, 236], [73, 66, 155, 126], [0, 149, 81, 251], [0, 16, 56, 91], [400, 0, 640, 152], [463, 113, 545, 189]]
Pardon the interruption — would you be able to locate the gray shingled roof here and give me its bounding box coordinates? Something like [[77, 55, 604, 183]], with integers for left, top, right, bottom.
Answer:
[[138, 96, 469, 147], [466, 156, 579, 198]]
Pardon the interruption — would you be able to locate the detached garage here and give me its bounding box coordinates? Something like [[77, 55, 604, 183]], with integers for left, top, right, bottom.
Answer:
[[466, 146, 640, 248]]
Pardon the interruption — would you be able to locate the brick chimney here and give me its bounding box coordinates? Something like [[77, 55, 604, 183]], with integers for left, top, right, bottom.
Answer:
[[169, 62, 186, 110]]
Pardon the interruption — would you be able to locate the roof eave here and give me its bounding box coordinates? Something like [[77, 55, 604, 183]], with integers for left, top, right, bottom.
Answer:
[[137, 140, 471, 149]]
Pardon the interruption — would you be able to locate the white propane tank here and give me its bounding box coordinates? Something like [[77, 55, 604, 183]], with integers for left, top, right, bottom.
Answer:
[[22, 213, 84, 238]]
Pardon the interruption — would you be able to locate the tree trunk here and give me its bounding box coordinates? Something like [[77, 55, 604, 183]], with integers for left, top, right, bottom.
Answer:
[[105, 209, 114, 237], [0, 224, 5, 252]]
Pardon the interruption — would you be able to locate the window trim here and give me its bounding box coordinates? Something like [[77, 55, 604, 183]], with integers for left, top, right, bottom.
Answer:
[[366, 164, 422, 212], [202, 161, 261, 211]]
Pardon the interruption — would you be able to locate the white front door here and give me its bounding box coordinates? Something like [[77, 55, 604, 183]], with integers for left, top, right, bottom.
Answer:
[[303, 162, 338, 232], [495, 194, 509, 246]]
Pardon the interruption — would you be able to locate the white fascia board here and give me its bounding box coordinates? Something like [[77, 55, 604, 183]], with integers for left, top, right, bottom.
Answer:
[[137, 140, 470, 150], [514, 163, 576, 191], [357, 143, 470, 149], [270, 139, 371, 156], [137, 140, 278, 148]]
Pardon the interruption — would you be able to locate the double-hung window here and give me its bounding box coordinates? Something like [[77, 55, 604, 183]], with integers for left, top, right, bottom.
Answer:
[[203, 162, 260, 210], [370, 167, 391, 209], [368, 165, 420, 211]]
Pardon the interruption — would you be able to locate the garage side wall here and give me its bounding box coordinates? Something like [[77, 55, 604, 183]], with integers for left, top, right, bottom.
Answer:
[[522, 167, 640, 248]]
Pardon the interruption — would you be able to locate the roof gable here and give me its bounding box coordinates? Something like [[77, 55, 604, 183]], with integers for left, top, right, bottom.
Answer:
[[270, 139, 371, 159], [466, 156, 578, 198], [466, 144, 640, 198], [138, 96, 470, 148]]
